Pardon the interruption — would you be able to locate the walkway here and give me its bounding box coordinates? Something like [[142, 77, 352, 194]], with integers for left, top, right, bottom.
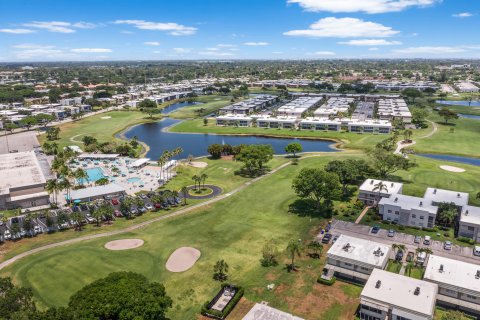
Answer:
[[418, 120, 438, 139], [0, 160, 294, 270], [184, 185, 223, 199], [355, 206, 372, 224]]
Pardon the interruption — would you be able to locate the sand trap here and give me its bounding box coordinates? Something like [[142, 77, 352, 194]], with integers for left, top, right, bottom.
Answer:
[[101, 116, 111, 119], [189, 161, 208, 168], [105, 239, 144, 250], [440, 165, 465, 173], [166, 247, 201, 272]]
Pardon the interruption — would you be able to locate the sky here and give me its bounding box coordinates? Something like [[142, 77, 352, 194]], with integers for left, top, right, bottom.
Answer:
[[0, 0, 480, 61]]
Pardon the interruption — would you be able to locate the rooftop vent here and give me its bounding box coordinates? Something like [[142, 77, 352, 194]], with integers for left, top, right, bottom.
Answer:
[[394, 197, 398, 202], [433, 189, 437, 194], [373, 247, 384, 257], [466, 210, 469, 215], [375, 280, 381, 288], [391, 183, 394, 187], [420, 201, 423, 206], [343, 243, 351, 252], [457, 193, 461, 198], [414, 287, 420, 296], [439, 264, 444, 272], [476, 270, 480, 279], [370, 180, 374, 185]]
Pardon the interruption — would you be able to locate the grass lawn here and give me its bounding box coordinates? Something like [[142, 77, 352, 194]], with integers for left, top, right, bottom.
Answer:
[[1, 154, 363, 320], [38, 110, 157, 150], [386, 260, 402, 273], [437, 103, 480, 116], [167, 95, 238, 119], [406, 266, 424, 280]]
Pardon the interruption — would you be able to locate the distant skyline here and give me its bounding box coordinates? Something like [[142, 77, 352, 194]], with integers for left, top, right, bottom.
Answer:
[[0, 0, 479, 61]]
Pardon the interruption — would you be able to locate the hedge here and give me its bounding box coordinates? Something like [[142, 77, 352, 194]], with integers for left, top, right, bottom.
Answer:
[[458, 236, 475, 245], [201, 284, 244, 319], [317, 276, 336, 286]]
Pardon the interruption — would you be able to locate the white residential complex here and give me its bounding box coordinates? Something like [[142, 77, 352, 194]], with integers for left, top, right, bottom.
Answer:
[[218, 95, 278, 115], [276, 96, 323, 118], [377, 98, 412, 124], [358, 179, 404, 206], [313, 97, 353, 117]]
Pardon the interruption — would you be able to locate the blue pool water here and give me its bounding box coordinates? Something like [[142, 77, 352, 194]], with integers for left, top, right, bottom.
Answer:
[[418, 154, 480, 166], [77, 167, 106, 184], [122, 118, 338, 160], [127, 177, 142, 184]]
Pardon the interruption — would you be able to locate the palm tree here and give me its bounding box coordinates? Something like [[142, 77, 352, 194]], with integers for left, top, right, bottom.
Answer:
[[45, 179, 60, 205], [181, 186, 188, 205], [200, 173, 208, 189], [392, 243, 406, 256], [307, 241, 323, 259], [373, 181, 388, 206], [157, 154, 166, 181], [59, 179, 72, 203], [405, 261, 414, 277], [403, 129, 413, 142], [192, 175, 200, 190], [286, 240, 302, 271], [74, 168, 88, 186]]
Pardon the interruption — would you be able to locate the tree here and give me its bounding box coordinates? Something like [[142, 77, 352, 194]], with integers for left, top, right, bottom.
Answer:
[[203, 118, 208, 126], [440, 310, 470, 320], [405, 261, 414, 277], [292, 168, 341, 211], [74, 168, 88, 186], [285, 142, 302, 158], [192, 175, 200, 190], [261, 240, 279, 267], [438, 108, 459, 124], [19, 116, 37, 130], [235, 144, 274, 176], [411, 107, 429, 126], [373, 180, 389, 204], [200, 173, 208, 189], [401, 88, 422, 103], [45, 127, 60, 141], [95, 177, 109, 186], [45, 179, 60, 205], [181, 186, 188, 205], [325, 159, 371, 196], [139, 99, 158, 118], [368, 147, 416, 179], [71, 211, 84, 231], [35, 113, 56, 127], [391, 243, 406, 256], [286, 240, 302, 271], [307, 241, 323, 259], [66, 272, 172, 320], [213, 260, 229, 282], [437, 202, 458, 228], [403, 129, 413, 142], [81, 135, 97, 146], [0, 277, 36, 319], [207, 144, 223, 159]]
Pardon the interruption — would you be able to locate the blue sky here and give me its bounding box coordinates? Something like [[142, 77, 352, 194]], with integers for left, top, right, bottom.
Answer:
[[0, 0, 479, 61]]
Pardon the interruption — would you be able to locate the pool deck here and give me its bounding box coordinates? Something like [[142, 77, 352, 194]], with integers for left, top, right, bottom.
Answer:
[[69, 157, 177, 196]]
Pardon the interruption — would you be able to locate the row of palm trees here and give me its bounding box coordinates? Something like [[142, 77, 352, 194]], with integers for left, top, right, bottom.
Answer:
[[192, 173, 208, 190], [157, 147, 183, 181]]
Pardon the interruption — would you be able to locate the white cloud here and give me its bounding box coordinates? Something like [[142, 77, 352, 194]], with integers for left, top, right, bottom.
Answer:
[[392, 46, 467, 55], [199, 51, 235, 57], [284, 17, 399, 38], [338, 39, 402, 46], [287, 0, 440, 14], [71, 48, 112, 53], [23, 21, 97, 33], [12, 44, 75, 60], [217, 44, 237, 48], [0, 28, 36, 34], [121, 30, 134, 34], [243, 42, 269, 46], [144, 41, 160, 46], [312, 51, 336, 55], [453, 12, 473, 18], [369, 47, 379, 51], [72, 22, 97, 29], [173, 47, 191, 53], [114, 20, 197, 35]]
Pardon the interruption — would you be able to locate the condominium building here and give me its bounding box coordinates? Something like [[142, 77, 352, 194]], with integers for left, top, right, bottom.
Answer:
[[459, 205, 480, 242], [424, 255, 480, 315], [313, 97, 354, 118], [379, 194, 438, 228], [358, 179, 404, 206], [323, 235, 391, 283], [359, 269, 438, 320]]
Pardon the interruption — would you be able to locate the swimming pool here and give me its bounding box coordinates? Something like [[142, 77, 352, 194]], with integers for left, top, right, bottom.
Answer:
[[77, 167, 106, 184], [127, 177, 143, 184]]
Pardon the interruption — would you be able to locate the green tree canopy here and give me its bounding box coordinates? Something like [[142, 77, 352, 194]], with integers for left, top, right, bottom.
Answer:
[[285, 142, 303, 157], [367, 147, 417, 179], [139, 99, 158, 118], [235, 144, 274, 176], [292, 168, 341, 211], [438, 108, 459, 124]]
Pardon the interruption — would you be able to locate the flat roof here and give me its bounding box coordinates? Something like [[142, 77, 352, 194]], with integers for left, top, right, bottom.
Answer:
[[361, 269, 437, 317], [69, 183, 125, 200], [0, 151, 46, 195], [423, 187, 469, 207], [460, 205, 480, 225], [77, 153, 120, 159], [359, 179, 403, 195], [242, 303, 304, 320], [327, 234, 390, 268], [424, 255, 480, 294], [128, 158, 150, 168], [379, 194, 438, 214]]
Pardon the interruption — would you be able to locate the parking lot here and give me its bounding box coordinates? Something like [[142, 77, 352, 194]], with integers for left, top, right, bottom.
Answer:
[[322, 219, 480, 264]]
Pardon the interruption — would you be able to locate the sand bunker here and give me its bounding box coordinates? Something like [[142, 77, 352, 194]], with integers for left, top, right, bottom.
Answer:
[[166, 247, 201, 272], [440, 165, 465, 173], [189, 161, 208, 168], [101, 116, 112, 119], [105, 239, 144, 250]]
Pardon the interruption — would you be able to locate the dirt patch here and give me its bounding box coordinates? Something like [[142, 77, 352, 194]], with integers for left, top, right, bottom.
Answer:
[[104, 239, 144, 250], [440, 165, 465, 172], [101, 116, 111, 119], [225, 297, 256, 320], [166, 247, 201, 272], [221, 155, 234, 161], [188, 161, 208, 168]]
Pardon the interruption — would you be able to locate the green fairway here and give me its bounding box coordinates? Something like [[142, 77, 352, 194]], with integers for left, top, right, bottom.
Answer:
[[38, 110, 156, 150], [437, 103, 480, 116], [3, 153, 480, 319], [166, 95, 238, 119]]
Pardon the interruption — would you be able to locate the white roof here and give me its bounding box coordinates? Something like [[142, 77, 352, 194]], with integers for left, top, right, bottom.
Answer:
[[424, 255, 480, 294], [361, 269, 437, 317], [327, 235, 390, 268], [242, 303, 304, 320], [379, 194, 438, 214], [77, 153, 120, 159], [0, 151, 46, 195], [128, 158, 150, 168], [359, 179, 403, 195], [461, 205, 480, 225], [69, 183, 125, 200], [423, 187, 469, 207]]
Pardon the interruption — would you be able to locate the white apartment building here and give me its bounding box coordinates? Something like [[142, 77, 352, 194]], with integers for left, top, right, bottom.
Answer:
[[358, 179, 404, 206], [359, 269, 438, 320], [299, 117, 341, 131], [256, 116, 297, 129], [377, 98, 412, 124], [277, 97, 322, 118], [215, 114, 252, 127], [313, 97, 354, 118], [379, 194, 438, 228], [323, 235, 390, 283], [424, 255, 480, 316], [459, 205, 480, 242]]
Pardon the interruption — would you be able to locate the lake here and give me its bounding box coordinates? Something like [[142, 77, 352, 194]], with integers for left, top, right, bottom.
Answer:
[[122, 118, 338, 159], [417, 153, 480, 166], [459, 113, 480, 120], [436, 100, 480, 107], [160, 101, 203, 114]]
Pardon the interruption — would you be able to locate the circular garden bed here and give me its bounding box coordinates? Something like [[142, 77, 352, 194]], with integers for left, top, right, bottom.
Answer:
[[184, 185, 222, 199]]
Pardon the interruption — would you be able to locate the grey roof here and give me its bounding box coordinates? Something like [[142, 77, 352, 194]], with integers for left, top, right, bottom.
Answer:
[[461, 205, 480, 225], [423, 187, 469, 207], [379, 194, 438, 214], [69, 183, 125, 200]]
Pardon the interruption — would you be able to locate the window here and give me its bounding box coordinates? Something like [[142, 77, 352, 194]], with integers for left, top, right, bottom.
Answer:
[[388, 210, 392, 213], [468, 226, 475, 231], [420, 216, 424, 220], [467, 294, 477, 300], [412, 214, 416, 218], [344, 262, 352, 267], [395, 211, 399, 214]]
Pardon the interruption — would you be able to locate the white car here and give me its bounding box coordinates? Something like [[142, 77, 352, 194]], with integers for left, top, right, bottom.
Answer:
[[85, 214, 95, 223], [444, 241, 452, 251], [145, 203, 154, 211], [4, 230, 11, 240]]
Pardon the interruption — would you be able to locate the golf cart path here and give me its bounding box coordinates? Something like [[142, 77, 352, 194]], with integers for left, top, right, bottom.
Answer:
[[418, 120, 438, 139], [393, 120, 437, 156], [0, 158, 300, 270]]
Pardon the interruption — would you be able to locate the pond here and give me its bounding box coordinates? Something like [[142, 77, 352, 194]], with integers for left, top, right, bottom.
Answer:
[[459, 113, 480, 120], [160, 101, 203, 114], [417, 153, 480, 166], [121, 118, 338, 159], [436, 100, 480, 107]]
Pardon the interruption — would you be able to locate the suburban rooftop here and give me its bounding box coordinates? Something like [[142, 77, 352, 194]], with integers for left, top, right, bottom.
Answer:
[[0, 151, 46, 195], [327, 234, 390, 267], [379, 194, 438, 214], [423, 187, 469, 207], [359, 179, 403, 195]]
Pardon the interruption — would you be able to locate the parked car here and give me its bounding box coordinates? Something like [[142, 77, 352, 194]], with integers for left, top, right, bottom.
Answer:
[[371, 225, 380, 234], [474, 246, 480, 256], [34, 225, 42, 234], [417, 251, 427, 265], [4, 230, 11, 240], [423, 235, 431, 245], [322, 233, 332, 244], [332, 235, 339, 243], [387, 229, 395, 237], [85, 214, 95, 223], [138, 206, 147, 214], [395, 250, 404, 262], [414, 235, 421, 244], [80, 204, 88, 211], [444, 241, 452, 251], [145, 203, 154, 211], [139, 194, 148, 199], [154, 203, 162, 210], [130, 208, 138, 215], [111, 199, 119, 205], [406, 251, 415, 262], [114, 210, 123, 217]]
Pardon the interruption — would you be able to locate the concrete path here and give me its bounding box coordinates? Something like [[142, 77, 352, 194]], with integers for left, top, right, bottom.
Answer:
[[418, 120, 438, 139], [355, 206, 371, 224], [0, 160, 294, 271], [399, 263, 406, 275], [394, 140, 416, 156]]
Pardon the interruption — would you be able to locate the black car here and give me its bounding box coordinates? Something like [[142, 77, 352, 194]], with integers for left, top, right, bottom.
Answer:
[[322, 233, 332, 244], [395, 250, 404, 262]]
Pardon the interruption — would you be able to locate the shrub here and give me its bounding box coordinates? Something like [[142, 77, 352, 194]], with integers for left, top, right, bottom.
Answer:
[[443, 233, 450, 237], [458, 237, 475, 245], [398, 226, 405, 230], [317, 276, 336, 286], [422, 227, 437, 232]]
